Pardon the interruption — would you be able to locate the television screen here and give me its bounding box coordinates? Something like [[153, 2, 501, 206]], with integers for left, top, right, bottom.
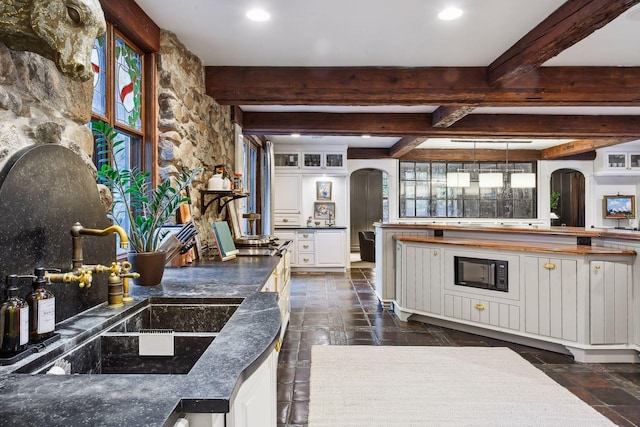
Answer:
[[603, 195, 636, 219]]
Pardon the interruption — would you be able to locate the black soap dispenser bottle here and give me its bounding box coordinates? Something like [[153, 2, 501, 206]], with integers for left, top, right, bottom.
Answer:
[[26, 268, 55, 343], [0, 275, 30, 356]]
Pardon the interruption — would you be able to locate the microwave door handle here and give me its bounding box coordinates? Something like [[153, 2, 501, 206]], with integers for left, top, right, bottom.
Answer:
[[489, 263, 496, 286]]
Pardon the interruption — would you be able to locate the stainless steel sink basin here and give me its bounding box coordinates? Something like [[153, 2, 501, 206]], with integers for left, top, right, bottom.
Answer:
[[17, 297, 242, 375]]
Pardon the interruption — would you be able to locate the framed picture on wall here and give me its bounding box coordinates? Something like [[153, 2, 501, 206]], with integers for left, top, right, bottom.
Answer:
[[316, 181, 332, 200], [603, 195, 636, 219], [314, 202, 335, 220]]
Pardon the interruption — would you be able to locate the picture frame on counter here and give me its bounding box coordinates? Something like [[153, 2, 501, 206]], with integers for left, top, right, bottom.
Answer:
[[316, 181, 332, 200], [314, 202, 335, 220]]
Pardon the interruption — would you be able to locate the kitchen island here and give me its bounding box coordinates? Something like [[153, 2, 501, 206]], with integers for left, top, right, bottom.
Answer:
[[377, 222, 640, 363], [0, 256, 286, 427]]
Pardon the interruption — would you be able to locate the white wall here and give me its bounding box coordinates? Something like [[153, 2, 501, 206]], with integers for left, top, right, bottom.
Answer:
[[300, 174, 348, 227]]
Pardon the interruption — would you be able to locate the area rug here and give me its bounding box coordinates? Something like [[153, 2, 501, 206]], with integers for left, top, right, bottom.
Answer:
[[308, 346, 615, 426]]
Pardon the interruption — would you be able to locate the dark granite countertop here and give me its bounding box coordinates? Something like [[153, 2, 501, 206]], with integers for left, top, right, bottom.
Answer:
[[0, 256, 282, 427]]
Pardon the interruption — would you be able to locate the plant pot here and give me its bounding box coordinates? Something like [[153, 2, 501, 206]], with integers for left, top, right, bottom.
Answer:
[[127, 252, 167, 286]]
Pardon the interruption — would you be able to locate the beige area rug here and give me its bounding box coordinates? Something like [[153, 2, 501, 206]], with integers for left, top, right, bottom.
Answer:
[[308, 346, 615, 427]]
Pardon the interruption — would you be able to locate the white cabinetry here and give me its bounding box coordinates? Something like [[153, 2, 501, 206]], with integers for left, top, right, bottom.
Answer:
[[297, 230, 316, 266], [181, 349, 278, 427], [443, 294, 520, 331], [316, 230, 346, 266], [274, 175, 302, 226], [596, 150, 640, 174], [395, 241, 441, 319], [524, 257, 578, 342], [276, 229, 346, 271], [274, 149, 346, 171], [274, 152, 300, 169], [227, 349, 278, 427], [590, 260, 629, 345], [302, 151, 345, 170]]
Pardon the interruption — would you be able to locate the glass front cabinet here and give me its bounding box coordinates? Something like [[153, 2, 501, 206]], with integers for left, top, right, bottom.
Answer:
[[302, 152, 345, 170], [274, 152, 300, 169], [605, 152, 640, 172]]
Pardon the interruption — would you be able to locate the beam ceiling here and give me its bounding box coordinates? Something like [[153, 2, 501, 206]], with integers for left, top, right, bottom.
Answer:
[[203, 0, 640, 160]]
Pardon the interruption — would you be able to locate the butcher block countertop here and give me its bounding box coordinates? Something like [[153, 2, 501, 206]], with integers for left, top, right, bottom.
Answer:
[[377, 222, 640, 242], [393, 235, 636, 257]]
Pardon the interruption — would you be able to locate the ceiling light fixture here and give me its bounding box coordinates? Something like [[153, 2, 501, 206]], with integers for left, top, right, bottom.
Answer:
[[246, 8, 270, 22], [361, 134, 371, 138], [438, 7, 463, 21], [290, 133, 300, 137]]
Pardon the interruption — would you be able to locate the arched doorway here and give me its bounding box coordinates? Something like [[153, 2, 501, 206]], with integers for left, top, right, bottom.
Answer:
[[350, 169, 384, 253], [550, 168, 585, 227]]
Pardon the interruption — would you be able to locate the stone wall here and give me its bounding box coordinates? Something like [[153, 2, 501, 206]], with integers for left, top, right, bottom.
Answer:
[[0, 43, 95, 172], [157, 30, 236, 250]]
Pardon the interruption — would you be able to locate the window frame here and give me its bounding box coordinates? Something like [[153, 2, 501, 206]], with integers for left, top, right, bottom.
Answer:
[[399, 160, 537, 219]]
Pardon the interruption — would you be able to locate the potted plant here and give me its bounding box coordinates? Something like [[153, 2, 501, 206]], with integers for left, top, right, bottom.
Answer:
[[550, 191, 561, 224], [93, 121, 200, 285]]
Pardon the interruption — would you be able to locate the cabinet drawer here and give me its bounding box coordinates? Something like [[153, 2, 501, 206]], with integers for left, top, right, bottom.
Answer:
[[297, 253, 315, 265], [297, 240, 315, 252], [274, 214, 301, 226], [444, 294, 520, 331], [297, 231, 315, 240]]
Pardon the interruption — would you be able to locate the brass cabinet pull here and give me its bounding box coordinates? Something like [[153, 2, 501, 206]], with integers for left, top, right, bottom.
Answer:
[[303, 257, 310, 262], [475, 304, 485, 311], [303, 244, 309, 249], [303, 233, 309, 238], [275, 338, 283, 352], [543, 263, 556, 270], [594, 264, 601, 270], [433, 251, 438, 256], [283, 218, 289, 222]]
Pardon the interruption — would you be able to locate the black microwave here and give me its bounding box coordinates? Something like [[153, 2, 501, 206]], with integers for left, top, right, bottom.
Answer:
[[454, 256, 508, 292]]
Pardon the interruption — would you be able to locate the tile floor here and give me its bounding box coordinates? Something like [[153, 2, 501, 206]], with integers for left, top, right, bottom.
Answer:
[[277, 266, 640, 427]]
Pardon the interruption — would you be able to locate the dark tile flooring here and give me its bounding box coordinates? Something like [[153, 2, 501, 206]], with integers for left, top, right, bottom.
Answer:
[[277, 267, 640, 427]]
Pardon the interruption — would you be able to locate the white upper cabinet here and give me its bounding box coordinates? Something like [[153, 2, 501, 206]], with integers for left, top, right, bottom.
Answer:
[[273, 145, 346, 173], [595, 150, 640, 175]]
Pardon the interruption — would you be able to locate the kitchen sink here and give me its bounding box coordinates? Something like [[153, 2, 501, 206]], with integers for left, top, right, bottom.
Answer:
[[17, 297, 242, 375]]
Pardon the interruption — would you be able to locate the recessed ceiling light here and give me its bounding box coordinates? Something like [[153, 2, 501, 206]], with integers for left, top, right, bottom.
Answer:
[[246, 8, 270, 22], [361, 135, 371, 138], [290, 133, 300, 137], [438, 7, 463, 21]]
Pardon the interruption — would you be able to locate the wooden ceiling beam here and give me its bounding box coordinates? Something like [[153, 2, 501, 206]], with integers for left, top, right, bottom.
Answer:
[[431, 105, 477, 127], [242, 111, 640, 139], [488, 0, 640, 87], [99, 0, 160, 52], [205, 66, 640, 106], [400, 149, 541, 162], [347, 148, 392, 159], [389, 137, 428, 158], [540, 138, 636, 159]]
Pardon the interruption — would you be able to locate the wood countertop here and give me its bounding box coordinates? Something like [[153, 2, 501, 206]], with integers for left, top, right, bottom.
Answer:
[[393, 235, 636, 256], [377, 222, 640, 242]]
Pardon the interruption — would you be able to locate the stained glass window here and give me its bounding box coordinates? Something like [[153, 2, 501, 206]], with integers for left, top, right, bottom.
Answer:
[[89, 22, 150, 255], [115, 36, 142, 131], [91, 36, 106, 117]]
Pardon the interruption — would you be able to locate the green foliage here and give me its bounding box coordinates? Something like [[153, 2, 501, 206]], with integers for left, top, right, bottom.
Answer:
[[93, 121, 200, 253], [550, 191, 561, 211]]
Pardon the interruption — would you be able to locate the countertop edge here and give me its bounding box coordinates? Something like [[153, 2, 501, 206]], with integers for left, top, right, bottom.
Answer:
[[394, 235, 637, 256]]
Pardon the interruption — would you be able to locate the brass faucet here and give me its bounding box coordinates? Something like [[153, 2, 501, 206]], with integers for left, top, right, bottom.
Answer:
[[70, 222, 129, 270], [45, 222, 138, 308]]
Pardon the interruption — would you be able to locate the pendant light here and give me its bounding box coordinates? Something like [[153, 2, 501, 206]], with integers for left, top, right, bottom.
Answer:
[[506, 142, 536, 188], [478, 142, 503, 188], [446, 171, 470, 187], [447, 142, 472, 187]]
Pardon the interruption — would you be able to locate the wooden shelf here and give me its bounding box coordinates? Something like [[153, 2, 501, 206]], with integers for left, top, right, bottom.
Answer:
[[200, 190, 248, 215]]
